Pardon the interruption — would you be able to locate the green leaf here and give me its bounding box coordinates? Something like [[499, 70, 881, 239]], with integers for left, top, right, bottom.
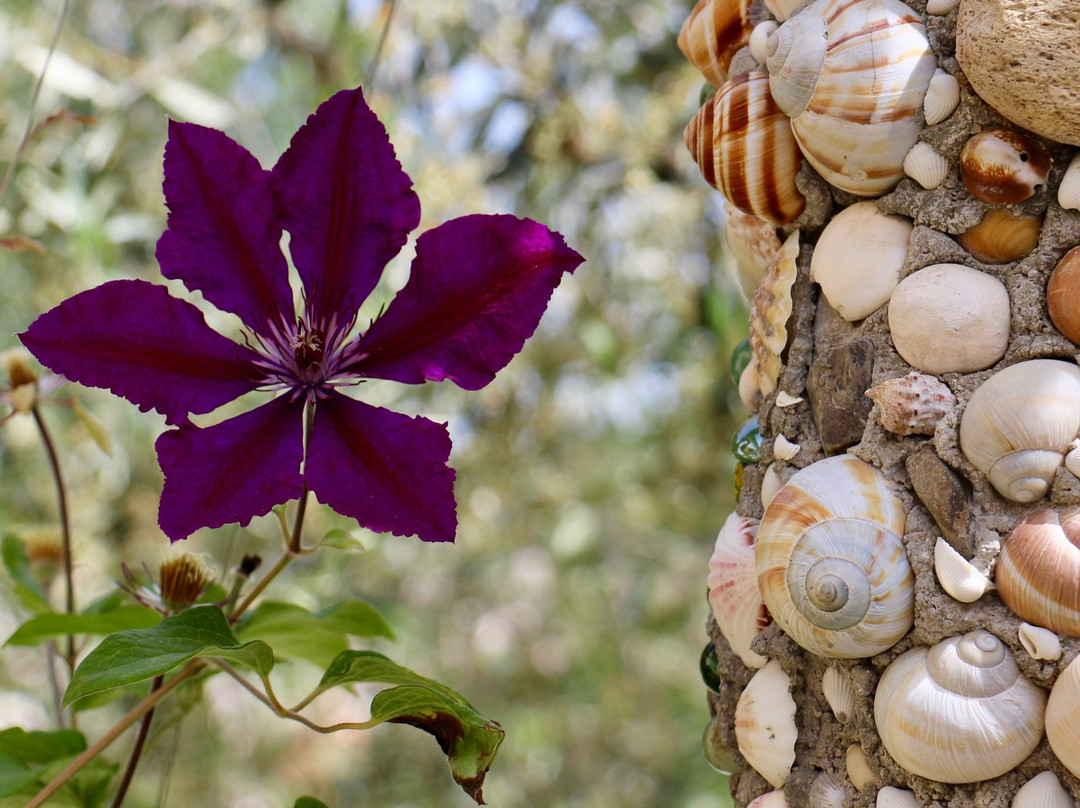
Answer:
[[312, 651, 503, 804], [63, 606, 273, 706], [237, 600, 394, 666], [5, 605, 161, 646], [293, 798, 330, 808], [318, 528, 366, 552], [1, 535, 51, 613], [0, 729, 87, 799], [70, 397, 113, 456]]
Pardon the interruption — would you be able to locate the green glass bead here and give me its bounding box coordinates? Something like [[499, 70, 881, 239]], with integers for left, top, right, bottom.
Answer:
[[731, 414, 761, 465], [700, 641, 721, 694], [702, 714, 745, 775], [698, 82, 717, 108], [730, 337, 752, 385]]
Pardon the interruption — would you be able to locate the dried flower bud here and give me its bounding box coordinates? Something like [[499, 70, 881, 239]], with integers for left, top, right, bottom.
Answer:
[[159, 553, 213, 612], [238, 554, 262, 577], [24, 527, 63, 586], [3, 349, 38, 388]]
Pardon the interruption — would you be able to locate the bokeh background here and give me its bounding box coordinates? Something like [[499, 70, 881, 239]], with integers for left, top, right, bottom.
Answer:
[[0, 1, 747, 806]]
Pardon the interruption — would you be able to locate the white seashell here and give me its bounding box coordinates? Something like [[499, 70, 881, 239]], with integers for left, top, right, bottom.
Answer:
[[756, 454, 913, 658], [1012, 771, 1075, 808], [923, 69, 960, 125], [1068, 441, 1080, 478], [750, 20, 780, 65], [925, 0, 959, 13], [761, 463, 783, 509], [1017, 623, 1062, 661], [765, 0, 938, 196], [1060, 154, 1080, 212], [740, 357, 763, 412], [1047, 655, 1080, 780], [810, 201, 912, 321], [750, 231, 800, 396], [934, 537, 994, 603], [959, 360, 1080, 503], [822, 666, 857, 723], [709, 512, 770, 668], [776, 390, 803, 407], [735, 659, 798, 788], [846, 744, 880, 791], [876, 787, 919, 808], [810, 772, 848, 808], [874, 630, 1047, 783], [888, 264, 1010, 375], [774, 434, 800, 461], [866, 371, 956, 437], [748, 790, 789, 808], [903, 142, 948, 190]]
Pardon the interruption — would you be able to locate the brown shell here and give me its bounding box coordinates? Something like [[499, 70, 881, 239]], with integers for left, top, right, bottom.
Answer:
[[959, 127, 1051, 205], [958, 208, 1044, 264], [677, 0, 753, 88], [1048, 246, 1080, 345], [750, 231, 800, 396]]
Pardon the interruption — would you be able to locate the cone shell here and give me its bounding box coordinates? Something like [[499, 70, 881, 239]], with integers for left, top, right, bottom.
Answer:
[[1012, 771, 1075, 808], [866, 371, 956, 437], [903, 142, 949, 190], [960, 128, 1051, 206], [750, 231, 800, 396], [724, 202, 782, 300], [709, 512, 770, 668], [1017, 623, 1062, 662], [735, 659, 798, 787], [874, 630, 1047, 783], [959, 208, 1044, 265], [923, 69, 960, 125], [1059, 154, 1080, 212], [934, 537, 993, 603], [755, 454, 913, 658], [765, 0, 938, 196], [684, 73, 806, 225], [1047, 655, 1080, 780], [876, 787, 919, 808], [959, 360, 1080, 503], [1048, 246, 1080, 346], [996, 507, 1080, 636], [678, 0, 754, 88], [822, 666, 857, 722]]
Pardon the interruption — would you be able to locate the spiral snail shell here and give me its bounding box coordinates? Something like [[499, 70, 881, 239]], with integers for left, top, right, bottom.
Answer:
[[755, 454, 913, 658], [678, 0, 754, 88], [959, 360, 1080, 503], [1046, 654, 1080, 781], [764, 0, 938, 196], [874, 630, 1047, 783]]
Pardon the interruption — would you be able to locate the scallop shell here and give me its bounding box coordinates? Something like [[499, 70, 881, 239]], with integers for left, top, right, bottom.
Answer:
[[1012, 771, 1074, 808], [810, 201, 912, 321], [774, 434, 800, 461], [934, 537, 993, 603], [709, 512, 770, 668], [724, 203, 782, 300], [761, 463, 783, 509], [846, 744, 880, 791], [1047, 655, 1080, 780], [996, 507, 1080, 636], [959, 208, 1044, 265], [888, 263, 1010, 375], [750, 21, 779, 65], [822, 666, 857, 723], [866, 371, 956, 437], [1017, 623, 1062, 662], [1068, 442, 1080, 478], [677, 0, 753, 88], [874, 630, 1047, 783], [960, 127, 1051, 205], [735, 659, 798, 787], [1048, 246, 1080, 346], [876, 787, 919, 808], [747, 791, 789, 808], [925, 0, 959, 13], [903, 142, 948, 190], [765, 0, 938, 196], [959, 359, 1080, 503], [750, 231, 800, 396], [1059, 154, 1080, 212], [923, 68, 960, 125], [684, 73, 806, 225], [755, 454, 913, 658], [810, 772, 848, 808]]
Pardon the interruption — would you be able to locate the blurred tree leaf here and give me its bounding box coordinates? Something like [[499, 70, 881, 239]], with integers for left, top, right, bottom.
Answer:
[[0, 536, 51, 614], [5, 604, 161, 646], [317, 528, 366, 552], [293, 798, 330, 808], [69, 397, 113, 456], [237, 599, 394, 667], [0, 728, 86, 798]]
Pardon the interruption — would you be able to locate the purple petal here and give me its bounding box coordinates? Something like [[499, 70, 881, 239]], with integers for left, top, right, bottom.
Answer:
[[20, 280, 262, 425], [306, 394, 456, 542], [156, 121, 293, 337], [156, 396, 304, 542], [348, 215, 583, 389], [271, 87, 420, 327]]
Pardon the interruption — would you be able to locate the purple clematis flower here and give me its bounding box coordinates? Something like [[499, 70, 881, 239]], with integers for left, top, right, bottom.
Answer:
[[21, 87, 582, 543]]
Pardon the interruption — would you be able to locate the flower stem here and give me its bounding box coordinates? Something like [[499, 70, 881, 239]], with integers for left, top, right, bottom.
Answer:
[[108, 675, 164, 808], [229, 550, 295, 622], [364, 0, 398, 88]]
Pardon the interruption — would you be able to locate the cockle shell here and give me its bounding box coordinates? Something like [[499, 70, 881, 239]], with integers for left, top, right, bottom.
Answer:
[[923, 69, 960, 125], [810, 772, 848, 808], [888, 263, 1010, 375], [959, 208, 1043, 265], [876, 787, 919, 808], [810, 201, 912, 321], [960, 127, 1051, 206], [1068, 441, 1080, 479], [903, 142, 949, 190], [959, 360, 1080, 503], [996, 507, 1080, 636], [1017, 623, 1062, 662], [750, 21, 779, 65], [1048, 246, 1080, 346], [1012, 771, 1075, 808], [925, 0, 959, 13], [684, 73, 806, 225], [934, 537, 994, 603], [822, 666, 857, 723], [747, 791, 789, 808], [724, 203, 782, 300], [866, 371, 956, 437], [735, 659, 798, 787], [678, 0, 753, 88], [755, 454, 913, 658], [765, 0, 938, 196], [709, 512, 770, 668], [1059, 154, 1080, 212], [874, 630, 1047, 783], [1047, 655, 1080, 780], [750, 231, 800, 396]]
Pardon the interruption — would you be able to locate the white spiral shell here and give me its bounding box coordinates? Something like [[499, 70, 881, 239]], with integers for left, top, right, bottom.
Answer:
[[755, 454, 913, 658], [1047, 654, 1080, 781]]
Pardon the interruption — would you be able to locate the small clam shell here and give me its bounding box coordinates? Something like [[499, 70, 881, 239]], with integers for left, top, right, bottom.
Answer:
[[822, 666, 857, 723], [960, 127, 1051, 205], [1048, 246, 1080, 346], [750, 231, 800, 396], [709, 512, 770, 668], [774, 434, 800, 461], [1047, 655, 1080, 780], [748, 791, 789, 808], [903, 142, 949, 190], [1068, 442, 1080, 478], [677, 0, 753, 87], [846, 744, 880, 792], [761, 463, 783, 509], [740, 357, 763, 412], [775, 390, 803, 407], [1059, 154, 1080, 212], [810, 772, 848, 808], [735, 659, 798, 788], [959, 208, 1043, 265], [876, 787, 919, 808], [923, 68, 960, 124], [925, 0, 959, 13], [934, 537, 993, 603], [866, 371, 956, 437], [749, 20, 779, 64], [1012, 771, 1074, 808], [1017, 623, 1062, 661]]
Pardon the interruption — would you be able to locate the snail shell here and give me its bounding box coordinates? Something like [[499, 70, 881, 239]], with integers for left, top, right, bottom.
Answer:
[[903, 142, 949, 190], [750, 231, 800, 396], [866, 371, 956, 437], [735, 659, 798, 787], [1017, 623, 1062, 662], [677, 0, 753, 88], [1011, 771, 1075, 808], [959, 360, 1080, 503], [750, 21, 780, 65], [876, 787, 919, 808], [708, 512, 770, 668], [1048, 246, 1080, 346], [755, 454, 913, 658], [765, 0, 937, 196], [959, 127, 1051, 206], [1046, 654, 1080, 780], [934, 537, 994, 603], [1059, 154, 1080, 212], [822, 666, 857, 723], [996, 507, 1080, 636], [958, 208, 1044, 265], [874, 630, 1047, 783], [923, 68, 961, 126]]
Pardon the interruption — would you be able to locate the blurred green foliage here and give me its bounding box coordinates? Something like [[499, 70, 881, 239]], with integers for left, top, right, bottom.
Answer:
[[0, 1, 747, 805]]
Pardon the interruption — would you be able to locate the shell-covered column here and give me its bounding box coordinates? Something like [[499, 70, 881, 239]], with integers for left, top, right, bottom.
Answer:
[[683, 0, 1080, 804]]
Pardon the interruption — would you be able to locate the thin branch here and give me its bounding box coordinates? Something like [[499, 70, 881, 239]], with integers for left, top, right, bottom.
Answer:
[[109, 675, 164, 808], [363, 0, 398, 88]]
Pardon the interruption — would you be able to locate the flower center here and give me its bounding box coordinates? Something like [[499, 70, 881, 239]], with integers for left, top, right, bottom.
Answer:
[[294, 322, 326, 374], [250, 311, 358, 399]]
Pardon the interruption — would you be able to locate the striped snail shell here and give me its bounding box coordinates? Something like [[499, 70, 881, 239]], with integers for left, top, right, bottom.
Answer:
[[755, 454, 913, 658], [765, 0, 938, 196], [678, 0, 754, 88]]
